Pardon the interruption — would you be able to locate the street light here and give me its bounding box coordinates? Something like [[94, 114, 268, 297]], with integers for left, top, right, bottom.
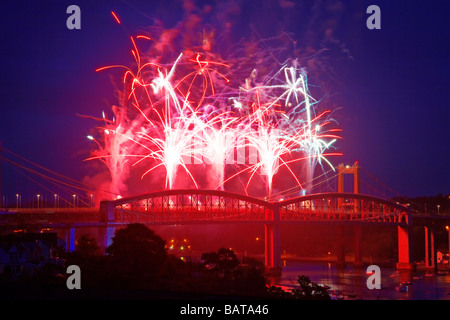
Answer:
[[54, 194, 58, 208], [72, 194, 76, 208], [37, 194, 40, 209], [16, 194, 19, 209], [437, 205, 441, 215]]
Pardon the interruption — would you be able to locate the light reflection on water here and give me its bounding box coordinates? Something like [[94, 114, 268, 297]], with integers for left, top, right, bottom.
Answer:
[[272, 260, 450, 300]]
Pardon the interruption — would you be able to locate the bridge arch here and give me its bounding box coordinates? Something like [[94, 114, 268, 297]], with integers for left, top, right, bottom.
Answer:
[[101, 189, 273, 224], [276, 192, 409, 224]]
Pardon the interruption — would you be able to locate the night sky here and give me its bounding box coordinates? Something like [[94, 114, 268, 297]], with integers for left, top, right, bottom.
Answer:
[[0, 0, 449, 201]]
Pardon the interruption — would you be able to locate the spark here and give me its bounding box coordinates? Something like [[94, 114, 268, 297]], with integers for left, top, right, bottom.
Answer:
[[111, 11, 121, 24]]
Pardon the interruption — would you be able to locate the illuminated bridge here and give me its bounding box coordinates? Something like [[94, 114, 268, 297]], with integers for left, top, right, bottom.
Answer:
[[1, 158, 420, 274], [100, 189, 412, 274], [1, 147, 448, 275]]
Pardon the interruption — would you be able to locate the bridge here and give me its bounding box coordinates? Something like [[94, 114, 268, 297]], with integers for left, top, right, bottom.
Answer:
[[1, 149, 448, 274], [99, 188, 412, 274]]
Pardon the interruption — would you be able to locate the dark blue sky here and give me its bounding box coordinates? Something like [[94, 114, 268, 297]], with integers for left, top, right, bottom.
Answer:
[[0, 0, 449, 199]]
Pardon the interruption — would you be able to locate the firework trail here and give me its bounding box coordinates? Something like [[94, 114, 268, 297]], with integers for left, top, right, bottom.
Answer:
[[198, 107, 239, 190]]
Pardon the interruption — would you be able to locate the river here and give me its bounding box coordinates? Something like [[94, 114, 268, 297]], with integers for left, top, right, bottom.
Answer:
[[272, 260, 450, 300]]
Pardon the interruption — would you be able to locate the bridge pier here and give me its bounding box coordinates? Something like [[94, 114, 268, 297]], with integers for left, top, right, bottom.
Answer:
[[64, 227, 75, 252], [98, 226, 116, 252], [265, 224, 281, 276], [335, 225, 346, 268], [354, 225, 363, 268], [265, 205, 282, 276], [424, 226, 436, 271], [396, 211, 415, 270], [98, 201, 118, 253], [100, 200, 115, 223]]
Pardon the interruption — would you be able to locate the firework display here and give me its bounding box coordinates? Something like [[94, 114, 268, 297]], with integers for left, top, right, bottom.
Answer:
[[86, 13, 342, 200]]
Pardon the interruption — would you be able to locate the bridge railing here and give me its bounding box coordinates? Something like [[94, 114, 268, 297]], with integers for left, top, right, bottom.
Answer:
[[277, 193, 408, 224]]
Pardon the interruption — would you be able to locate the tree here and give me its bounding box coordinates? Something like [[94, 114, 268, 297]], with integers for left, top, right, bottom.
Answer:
[[75, 234, 100, 257], [200, 248, 268, 296], [201, 247, 239, 273], [106, 224, 167, 278]]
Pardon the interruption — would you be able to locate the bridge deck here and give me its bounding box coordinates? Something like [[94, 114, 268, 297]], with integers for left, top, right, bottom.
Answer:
[[0, 191, 412, 228]]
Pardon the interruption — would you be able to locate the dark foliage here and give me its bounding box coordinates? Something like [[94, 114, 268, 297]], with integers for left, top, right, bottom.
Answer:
[[7, 224, 331, 299], [106, 223, 168, 278]]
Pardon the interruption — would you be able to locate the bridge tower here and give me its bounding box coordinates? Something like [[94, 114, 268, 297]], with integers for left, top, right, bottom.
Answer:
[[337, 161, 360, 194], [337, 162, 414, 270], [337, 162, 362, 267]]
